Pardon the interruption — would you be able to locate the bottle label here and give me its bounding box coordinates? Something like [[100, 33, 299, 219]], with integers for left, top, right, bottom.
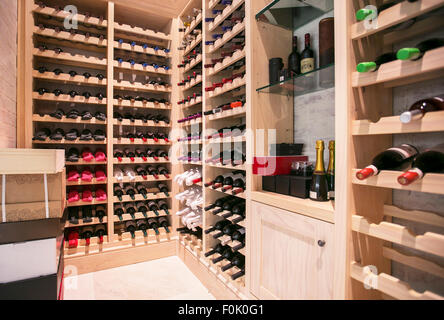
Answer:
[[388, 144, 418, 159], [328, 191, 335, 199], [309, 191, 318, 199], [301, 58, 315, 73]]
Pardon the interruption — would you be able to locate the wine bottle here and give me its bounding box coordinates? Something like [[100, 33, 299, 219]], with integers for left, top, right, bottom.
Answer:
[[114, 203, 124, 221], [310, 140, 329, 202], [399, 95, 444, 123], [148, 218, 160, 235], [356, 144, 419, 180], [231, 228, 245, 243], [205, 244, 228, 257], [124, 184, 136, 200], [144, 200, 159, 217], [158, 216, 170, 233], [231, 269, 244, 280], [356, 53, 397, 73], [157, 199, 169, 215], [301, 33, 315, 74], [212, 247, 234, 264], [397, 38, 444, 61], [221, 203, 245, 219], [81, 226, 94, 245], [213, 198, 243, 215], [356, 1, 402, 21], [221, 253, 245, 272], [157, 182, 169, 196], [213, 223, 239, 239], [114, 185, 124, 201], [327, 140, 335, 200], [136, 201, 148, 217], [205, 219, 231, 234], [288, 36, 301, 76], [136, 219, 148, 237], [125, 221, 137, 239], [146, 165, 159, 179], [204, 196, 233, 211], [94, 225, 106, 243], [397, 144, 444, 186], [124, 202, 136, 219], [135, 183, 148, 199]]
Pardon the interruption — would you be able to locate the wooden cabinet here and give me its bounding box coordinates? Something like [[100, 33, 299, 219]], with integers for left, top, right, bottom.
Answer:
[[250, 201, 334, 300]]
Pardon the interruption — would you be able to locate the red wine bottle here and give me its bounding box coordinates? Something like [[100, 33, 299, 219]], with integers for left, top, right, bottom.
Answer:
[[288, 36, 301, 75], [81, 226, 94, 245], [399, 95, 444, 123], [356, 144, 419, 180], [397, 145, 444, 186], [94, 225, 106, 243], [397, 38, 444, 61], [300, 33, 314, 73]]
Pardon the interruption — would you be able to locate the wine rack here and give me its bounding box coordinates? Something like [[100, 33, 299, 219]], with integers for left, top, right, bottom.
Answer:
[[341, 0, 444, 300], [22, 0, 177, 263]]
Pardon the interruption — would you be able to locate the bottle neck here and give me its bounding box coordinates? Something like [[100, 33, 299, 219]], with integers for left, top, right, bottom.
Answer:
[[314, 147, 325, 173], [327, 149, 335, 174]]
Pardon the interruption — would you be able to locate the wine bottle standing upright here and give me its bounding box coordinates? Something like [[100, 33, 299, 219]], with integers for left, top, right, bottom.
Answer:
[[310, 140, 329, 202], [399, 95, 444, 123], [397, 144, 444, 186], [327, 140, 335, 200], [300, 33, 315, 74], [288, 36, 301, 76], [356, 144, 419, 180]]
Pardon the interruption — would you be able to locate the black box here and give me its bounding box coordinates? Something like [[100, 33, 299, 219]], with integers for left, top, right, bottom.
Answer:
[[270, 143, 304, 156], [262, 176, 276, 193], [290, 176, 312, 199], [275, 175, 291, 195]]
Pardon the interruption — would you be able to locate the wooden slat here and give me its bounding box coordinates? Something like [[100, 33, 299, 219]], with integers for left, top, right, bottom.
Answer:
[[33, 70, 107, 86], [206, 75, 247, 100], [113, 99, 171, 110], [351, 0, 444, 40], [113, 119, 170, 127], [352, 169, 444, 195], [114, 22, 171, 41], [207, 106, 246, 121], [113, 175, 170, 183], [351, 215, 444, 257], [113, 138, 172, 145], [206, 186, 246, 199], [113, 157, 170, 164], [352, 111, 444, 135], [33, 92, 107, 105], [208, 48, 246, 77], [208, 20, 246, 54], [182, 12, 202, 39], [66, 178, 108, 186], [65, 217, 107, 228], [183, 33, 202, 56], [384, 205, 444, 228], [113, 211, 169, 222], [113, 193, 170, 203], [113, 80, 171, 93], [181, 96, 202, 109], [33, 114, 107, 125], [33, 138, 107, 145], [32, 3, 108, 28], [33, 26, 107, 47], [352, 46, 444, 88], [32, 48, 107, 69], [114, 41, 170, 58], [350, 262, 443, 300], [181, 75, 202, 91], [67, 199, 108, 207], [208, 0, 245, 32], [383, 247, 444, 279], [183, 54, 202, 73]]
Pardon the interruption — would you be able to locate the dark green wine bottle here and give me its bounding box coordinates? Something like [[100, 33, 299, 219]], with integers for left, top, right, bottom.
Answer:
[[310, 140, 329, 202]]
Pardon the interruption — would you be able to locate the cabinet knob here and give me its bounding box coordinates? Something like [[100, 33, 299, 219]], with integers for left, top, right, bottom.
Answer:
[[317, 240, 326, 247]]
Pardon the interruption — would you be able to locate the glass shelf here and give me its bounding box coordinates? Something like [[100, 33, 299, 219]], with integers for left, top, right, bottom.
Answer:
[[256, 63, 334, 96], [255, 0, 334, 30]]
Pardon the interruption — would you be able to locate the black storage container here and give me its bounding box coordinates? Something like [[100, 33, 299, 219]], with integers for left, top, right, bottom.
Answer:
[[290, 176, 312, 199], [275, 175, 291, 195], [270, 143, 304, 156], [269, 58, 283, 84], [262, 176, 276, 193]]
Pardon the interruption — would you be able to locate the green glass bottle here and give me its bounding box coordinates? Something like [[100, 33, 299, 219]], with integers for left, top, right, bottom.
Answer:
[[310, 140, 329, 202]]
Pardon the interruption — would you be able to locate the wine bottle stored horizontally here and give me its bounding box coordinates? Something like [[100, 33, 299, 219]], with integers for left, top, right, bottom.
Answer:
[[94, 225, 106, 243], [81, 226, 94, 245], [158, 216, 170, 233], [204, 196, 233, 211], [136, 219, 148, 237], [356, 52, 397, 73], [125, 221, 137, 239], [397, 144, 444, 186], [288, 36, 301, 76], [310, 140, 329, 202], [356, 144, 419, 180], [148, 218, 160, 235], [204, 244, 229, 257], [355, 1, 402, 21], [157, 199, 170, 215], [114, 185, 124, 201], [301, 33, 314, 74], [213, 197, 243, 214], [399, 95, 444, 123], [205, 219, 231, 234], [221, 253, 245, 272], [114, 203, 124, 221], [397, 38, 444, 61], [327, 140, 335, 200]]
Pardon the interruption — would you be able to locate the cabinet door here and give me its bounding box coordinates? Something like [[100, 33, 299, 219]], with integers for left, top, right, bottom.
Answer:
[[251, 201, 334, 300]]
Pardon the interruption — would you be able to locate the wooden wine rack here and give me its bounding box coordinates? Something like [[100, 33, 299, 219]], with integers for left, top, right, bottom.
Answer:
[[339, 0, 444, 300]]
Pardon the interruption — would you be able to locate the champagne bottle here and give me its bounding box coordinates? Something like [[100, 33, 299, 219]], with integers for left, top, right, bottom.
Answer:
[[310, 140, 329, 202], [301, 33, 314, 74], [400, 95, 444, 123], [397, 144, 444, 186], [356, 144, 419, 180], [327, 140, 335, 200], [397, 38, 444, 61], [356, 53, 397, 73], [288, 36, 301, 76]]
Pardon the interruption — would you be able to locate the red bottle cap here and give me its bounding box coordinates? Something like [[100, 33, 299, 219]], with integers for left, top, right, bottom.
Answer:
[[356, 167, 376, 180], [99, 235, 104, 243], [142, 175, 147, 180], [118, 157, 122, 162], [85, 238, 90, 246], [398, 170, 420, 186], [130, 157, 135, 162], [142, 156, 147, 161]]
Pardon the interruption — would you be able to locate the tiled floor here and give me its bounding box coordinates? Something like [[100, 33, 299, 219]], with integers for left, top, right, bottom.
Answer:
[[63, 256, 215, 300]]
